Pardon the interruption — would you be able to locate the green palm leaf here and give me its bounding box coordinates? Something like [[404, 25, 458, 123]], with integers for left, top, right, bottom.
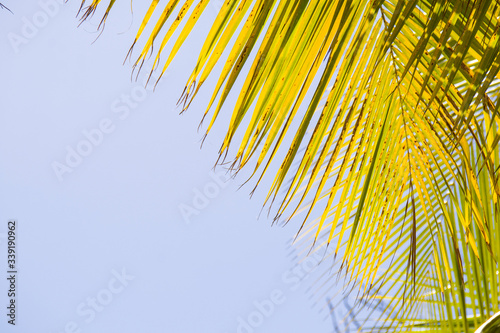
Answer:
[[77, 0, 500, 331], [320, 135, 499, 332]]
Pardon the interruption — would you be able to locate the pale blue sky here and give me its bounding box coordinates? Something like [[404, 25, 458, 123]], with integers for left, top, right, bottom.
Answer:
[[0, 1, 340, 332]]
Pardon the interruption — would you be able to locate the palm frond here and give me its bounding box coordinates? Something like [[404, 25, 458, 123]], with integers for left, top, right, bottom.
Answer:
[[301, 117, 499, 331], [1, 2, 12, 13], [77, 0, 500, 330]]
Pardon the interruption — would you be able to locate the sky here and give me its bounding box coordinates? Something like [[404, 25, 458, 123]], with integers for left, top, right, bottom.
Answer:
[[0, 1, 341, 332]]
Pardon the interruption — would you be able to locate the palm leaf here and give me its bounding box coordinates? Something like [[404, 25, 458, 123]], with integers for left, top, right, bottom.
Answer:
[[303, 107, 499, 331], [1, 2, 12, 13], [77, 0, 500, 330]]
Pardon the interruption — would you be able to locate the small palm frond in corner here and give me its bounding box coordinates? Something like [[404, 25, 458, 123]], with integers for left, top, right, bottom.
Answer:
[[0, 2, 12, 13]]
